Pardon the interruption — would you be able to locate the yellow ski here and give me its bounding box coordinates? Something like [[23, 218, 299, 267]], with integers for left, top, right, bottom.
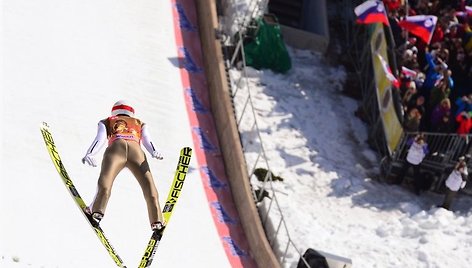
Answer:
[[139, 147, 192, 268], [40, 122, 127, 268]]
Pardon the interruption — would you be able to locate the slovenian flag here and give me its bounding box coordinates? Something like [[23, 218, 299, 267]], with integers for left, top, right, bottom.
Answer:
[[354, 0, 389, 26], [377, 53, 400, 88], [456, 6, 472, 17], [398, 15, 438, 44], [401, 66, 417, 79]]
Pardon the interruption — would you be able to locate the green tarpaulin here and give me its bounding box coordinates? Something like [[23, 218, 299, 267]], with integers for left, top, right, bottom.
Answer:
[[244, 17, 292, 73]]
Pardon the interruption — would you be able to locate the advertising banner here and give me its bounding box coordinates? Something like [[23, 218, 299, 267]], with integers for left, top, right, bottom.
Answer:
[[370, 24, 403, 154]]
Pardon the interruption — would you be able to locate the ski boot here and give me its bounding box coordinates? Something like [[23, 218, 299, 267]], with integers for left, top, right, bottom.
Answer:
[[151, 221, 166, 232], [84, 207, 103, 227]]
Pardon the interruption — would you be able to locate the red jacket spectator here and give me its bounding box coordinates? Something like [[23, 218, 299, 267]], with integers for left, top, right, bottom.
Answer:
[[456, 111, 472, 134], [383, 0, 402, 11]]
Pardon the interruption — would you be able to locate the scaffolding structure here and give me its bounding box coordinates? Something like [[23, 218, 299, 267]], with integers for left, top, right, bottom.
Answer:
[[336, 0, 472, 195]]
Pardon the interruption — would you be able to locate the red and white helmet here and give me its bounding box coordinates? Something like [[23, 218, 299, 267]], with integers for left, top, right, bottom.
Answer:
[[111, 100, 135, 117]]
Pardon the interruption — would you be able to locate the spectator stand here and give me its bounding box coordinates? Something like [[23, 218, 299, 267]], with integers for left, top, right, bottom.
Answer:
[[339, 0, 472, 195]]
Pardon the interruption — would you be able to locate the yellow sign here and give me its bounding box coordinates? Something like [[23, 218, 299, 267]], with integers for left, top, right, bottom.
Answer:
[[370, 24, 403, 154]]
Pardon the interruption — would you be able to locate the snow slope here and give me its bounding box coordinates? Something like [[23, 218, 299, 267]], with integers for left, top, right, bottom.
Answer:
[[230, 47, 472, 267], [1, 0, 244, 267]]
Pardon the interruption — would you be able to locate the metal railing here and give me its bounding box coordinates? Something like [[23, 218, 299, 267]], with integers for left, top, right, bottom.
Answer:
[[221, 0, 269, 46], [394, 133, 472, 167], [224, 25, 310, 268], [389, 132, 472, 194]]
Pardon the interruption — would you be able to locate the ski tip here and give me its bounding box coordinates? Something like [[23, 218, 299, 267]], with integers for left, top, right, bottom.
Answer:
[[41, 122, 50, 128]]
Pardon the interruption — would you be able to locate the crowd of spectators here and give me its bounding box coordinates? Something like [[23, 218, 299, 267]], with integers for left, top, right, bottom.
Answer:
[[380, 1, 472, 208], [384, 0, 472, 135]]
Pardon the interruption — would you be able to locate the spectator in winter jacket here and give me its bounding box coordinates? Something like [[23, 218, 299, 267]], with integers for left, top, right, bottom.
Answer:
[[401, 49, 420, 70], [429, 79, 451, 110], [440, 158, 468, 211], [454, 94, 472, 117], [456, 111, 472, 135], [434, 112, 454, 133], [422, 50, 453, 96], [422, 50, 444, 93], [403, 108, 422, 132], [405, 95, 426, 118], [402, 81, 418, 107], [395, 133, 429, 195], [430, 98, 451, 132]]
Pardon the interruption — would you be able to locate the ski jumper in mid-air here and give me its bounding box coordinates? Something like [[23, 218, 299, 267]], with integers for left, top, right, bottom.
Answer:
[[81, 100, 165, 231]]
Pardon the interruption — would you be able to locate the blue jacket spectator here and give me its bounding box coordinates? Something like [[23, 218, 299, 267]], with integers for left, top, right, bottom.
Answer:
[[423, 52, 454, 92], [454, 95, 472, 117]]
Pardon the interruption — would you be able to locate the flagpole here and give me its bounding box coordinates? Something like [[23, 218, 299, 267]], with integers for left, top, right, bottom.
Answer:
[[384, 4, 399, 76], [404, 0, 409, 41]]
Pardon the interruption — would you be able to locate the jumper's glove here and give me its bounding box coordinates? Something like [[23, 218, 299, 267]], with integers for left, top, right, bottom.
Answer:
[[82, 154, 97, 167], [152, 151, 163, 160]]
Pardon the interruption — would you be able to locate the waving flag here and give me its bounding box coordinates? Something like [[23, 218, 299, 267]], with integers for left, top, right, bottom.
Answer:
[[401, 66, 417, 79], [354, 0, 389, 26], [454, 6, 472, 18], [377, 53, 400, 88], [398, 15, 438, 44], [455, 11, 466, 17], [455, 6, 472, 17]]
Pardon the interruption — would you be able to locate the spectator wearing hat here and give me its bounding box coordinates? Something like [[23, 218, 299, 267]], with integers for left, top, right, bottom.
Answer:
[[414, 71, 426, 91], [405, 94, 427, 130], [397, 37, 418, 60], [402, 81, 418, 107], [395, 133, 429, 194], [440, 158, 468, 211], [401, 49, 420, 70], [403, 108, 423, 132]]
